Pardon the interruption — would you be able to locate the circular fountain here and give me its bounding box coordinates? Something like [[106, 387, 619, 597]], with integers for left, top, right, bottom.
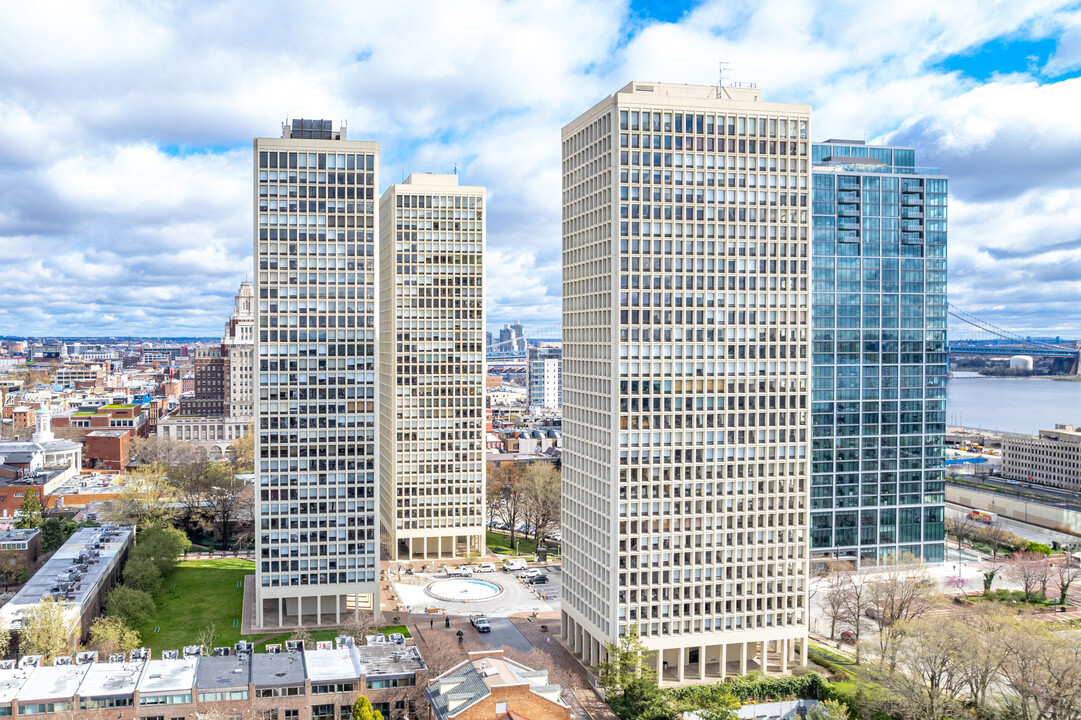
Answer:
[[425, 578, 504, 602]]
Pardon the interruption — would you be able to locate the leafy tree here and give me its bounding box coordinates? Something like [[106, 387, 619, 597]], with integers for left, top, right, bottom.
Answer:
[[15, 490, 44, 529], [105, 585, 155, 626], [350, 695, 384, 720], [229, 425, 255, 471], [88, 616, 141, 655], [131, 523, 191, 577], [608, 678, 677, 720], [807, 699, 850, 720], [597, 625, 648, 695], [1024, 541, 1052, 556], [40, 517, 79, 552], [19, 597, 73, 662], [122, 556, 163, 594], [0, 550, 26, 587], [0, 622, 10, 660]]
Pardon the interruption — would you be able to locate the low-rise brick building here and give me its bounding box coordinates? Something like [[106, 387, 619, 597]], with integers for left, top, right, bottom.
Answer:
[[0, 638, 426, 720], [426, 650, 570, 720]]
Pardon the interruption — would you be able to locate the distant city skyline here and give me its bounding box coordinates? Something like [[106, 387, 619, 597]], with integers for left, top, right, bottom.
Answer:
[[3, 2, 1081, 336]]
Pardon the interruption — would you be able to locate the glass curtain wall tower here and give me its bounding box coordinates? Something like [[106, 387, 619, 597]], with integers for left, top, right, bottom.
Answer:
[[809, 141, 947, 568], [253, 119, 381, 628], [562, 82, 812, 685], [378, 173, 486, 561]]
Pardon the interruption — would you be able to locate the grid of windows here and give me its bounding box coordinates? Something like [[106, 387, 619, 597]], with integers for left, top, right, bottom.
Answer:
[[253, 126, 380, 625], [378, 177, 485, 559], [562, 83, 813, 661], [809, 143, 947, 566]]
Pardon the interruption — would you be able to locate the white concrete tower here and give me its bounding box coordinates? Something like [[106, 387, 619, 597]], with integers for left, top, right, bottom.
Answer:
[[561, 82, 812, 683]]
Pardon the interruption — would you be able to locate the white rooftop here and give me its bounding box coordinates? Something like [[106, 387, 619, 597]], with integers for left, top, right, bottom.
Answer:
[[136, 658, 198, 695], [14, 664, 90, 702], [78, 660, 145, 698], [303, 646, 359, 682]]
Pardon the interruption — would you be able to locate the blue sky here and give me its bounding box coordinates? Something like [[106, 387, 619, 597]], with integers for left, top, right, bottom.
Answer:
[[2, 0, 1081, 337]]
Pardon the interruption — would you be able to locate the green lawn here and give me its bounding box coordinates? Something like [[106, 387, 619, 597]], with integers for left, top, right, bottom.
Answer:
[[133, 559, 412, 654], [134, 558, 252, 654], [486, 531, 560, 557]]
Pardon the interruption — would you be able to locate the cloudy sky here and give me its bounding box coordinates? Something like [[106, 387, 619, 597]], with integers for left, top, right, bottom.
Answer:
[[2, 0, 1081, 339]]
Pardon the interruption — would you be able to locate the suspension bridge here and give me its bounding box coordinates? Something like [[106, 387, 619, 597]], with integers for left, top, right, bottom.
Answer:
[[948, 304, 1080, 373], [485, 308, 1081, 373]]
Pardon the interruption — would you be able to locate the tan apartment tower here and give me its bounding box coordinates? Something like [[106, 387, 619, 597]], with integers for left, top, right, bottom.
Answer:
[[378, 173, 486, 560], [253, 119, 381, 627], [561, 82, 812, 683]]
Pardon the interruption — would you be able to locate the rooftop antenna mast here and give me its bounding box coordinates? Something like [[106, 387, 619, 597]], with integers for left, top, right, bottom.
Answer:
[[717, 62, 733, 100]]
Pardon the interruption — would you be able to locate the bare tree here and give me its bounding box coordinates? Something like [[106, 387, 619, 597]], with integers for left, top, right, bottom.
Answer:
[[999, 620, 1081, 720], [819, 562, 855, 638], [107, 465, 178, 526], [868, 554, 937, 669], [232, 485, 256, 550], [839, 571, 873, 663], [958, 605, 1011, 711], [945, 513, 979, 552], [519, 462, 561, 548], [196, 622, 219, 654], [879, 615, 969, 720], [131, 435, 203, 467], [1006, 551, 1051, 602], [488, 462, 526, 550], [975, 522, 1017, 559], [1055, 561, 1081, 604], [202, 463, 248, 548], [340, 612, 379, 645]]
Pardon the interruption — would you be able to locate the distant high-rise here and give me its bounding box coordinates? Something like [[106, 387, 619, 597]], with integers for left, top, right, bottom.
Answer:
[[562, 82, 811, 683], [223, 281, 254, 419], [527, 342, 562, 411], [809, 141, 947, 566], [253, 119, 380, 628], [378, 173, 486, 560]]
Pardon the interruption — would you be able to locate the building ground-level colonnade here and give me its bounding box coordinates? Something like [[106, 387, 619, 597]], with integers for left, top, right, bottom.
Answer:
[[562, 612, 807, 687]]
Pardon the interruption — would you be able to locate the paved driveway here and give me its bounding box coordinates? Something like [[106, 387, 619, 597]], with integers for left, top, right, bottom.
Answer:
[[477, 616, 533, 653]]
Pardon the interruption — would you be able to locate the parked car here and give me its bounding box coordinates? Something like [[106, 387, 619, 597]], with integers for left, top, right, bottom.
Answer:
[[503, 560, 527, 572], [475, 563, 496, 573], [470, 615, 491, 632], [521, 568, 542, 579], [839, 631, 858, 645], [527, 574, 549, 585]]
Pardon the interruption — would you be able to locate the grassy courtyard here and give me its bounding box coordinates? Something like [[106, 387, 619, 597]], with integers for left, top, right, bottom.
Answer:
[[134, 558, 251, 654], [133, 558, 411, 654]]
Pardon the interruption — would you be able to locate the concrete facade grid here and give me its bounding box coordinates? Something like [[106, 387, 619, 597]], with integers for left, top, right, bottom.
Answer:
[[253, 124, 380, 628], [377, 174, 486, 560], [561, 82, 812, 682]]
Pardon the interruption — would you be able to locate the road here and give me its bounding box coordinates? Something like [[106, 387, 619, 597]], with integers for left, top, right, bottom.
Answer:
[[477, 616, 533, 653], [947, 504, 1081, 548]]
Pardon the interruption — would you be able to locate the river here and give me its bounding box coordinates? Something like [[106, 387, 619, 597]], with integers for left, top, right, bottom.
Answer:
[[946, 372, 1081, 434]]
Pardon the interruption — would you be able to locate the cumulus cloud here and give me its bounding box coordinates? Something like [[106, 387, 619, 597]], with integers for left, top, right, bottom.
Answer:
[[1, 0, 1080, 336]]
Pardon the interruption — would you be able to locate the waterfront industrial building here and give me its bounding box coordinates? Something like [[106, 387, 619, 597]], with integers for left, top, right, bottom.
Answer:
[[1002, 424, 1081, 492]]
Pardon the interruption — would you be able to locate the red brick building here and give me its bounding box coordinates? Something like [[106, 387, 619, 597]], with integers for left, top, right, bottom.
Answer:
[[426, 650, 571, 720]]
